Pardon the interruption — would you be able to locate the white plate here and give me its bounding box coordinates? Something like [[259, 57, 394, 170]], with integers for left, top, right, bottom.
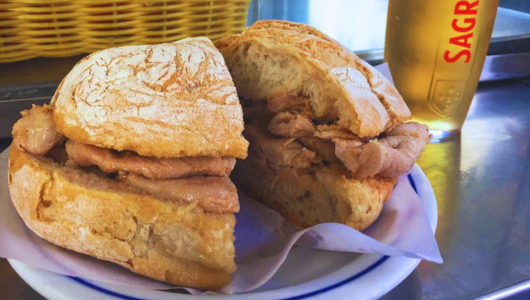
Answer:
[[9, 164, 437, 300]]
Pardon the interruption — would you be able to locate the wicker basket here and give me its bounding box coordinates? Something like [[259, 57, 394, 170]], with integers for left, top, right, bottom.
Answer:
[[0, 0, 250, 63]]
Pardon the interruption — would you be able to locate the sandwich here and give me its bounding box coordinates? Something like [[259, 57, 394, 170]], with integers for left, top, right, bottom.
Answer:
[[215, 21, 431, 231], [8, 37, 248, 290]]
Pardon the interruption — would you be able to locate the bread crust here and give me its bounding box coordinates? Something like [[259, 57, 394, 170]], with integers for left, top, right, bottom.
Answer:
[[316, 166, 396, 230], [52, 37, 248, 158], [215, 20, 411, 137], [8, 145, 236, 290]]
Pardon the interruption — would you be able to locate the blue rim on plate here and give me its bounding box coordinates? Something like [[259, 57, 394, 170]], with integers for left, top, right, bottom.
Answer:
[[64, 174, 419, 300]]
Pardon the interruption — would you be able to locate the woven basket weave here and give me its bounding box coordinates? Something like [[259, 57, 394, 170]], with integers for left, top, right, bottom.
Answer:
[[0, 0, 250, 63]]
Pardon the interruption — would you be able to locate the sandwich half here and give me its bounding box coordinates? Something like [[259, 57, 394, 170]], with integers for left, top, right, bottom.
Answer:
[[215, 21, 430, 231], [8, 37, 248, 290]]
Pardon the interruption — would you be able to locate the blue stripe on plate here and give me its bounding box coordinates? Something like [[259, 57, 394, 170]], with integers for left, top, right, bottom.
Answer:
[[69, 175, 418, 300], [277, 256, 389, 300], [69, 277, 148, 300], [69, 256, 389, 300], [408, 174, 418, 193]]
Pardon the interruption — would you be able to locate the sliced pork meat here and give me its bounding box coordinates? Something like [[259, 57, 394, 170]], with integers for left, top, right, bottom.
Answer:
[[65, 140, 236, 179], [386, 122, 429, 139], [315, 124, 359, 140], [267, 93, 313, 116], [12, 105, 64, 156], [298, 136, 340, 163], [333, 138, 379, 179], [118, 174, 239, 214], [244, 123, 321, 170], [268, 112, 316, 138], [333, 122, 430, 179]]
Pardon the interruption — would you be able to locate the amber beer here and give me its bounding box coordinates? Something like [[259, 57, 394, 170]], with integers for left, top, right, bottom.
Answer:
[[385, 0, 499, 140]]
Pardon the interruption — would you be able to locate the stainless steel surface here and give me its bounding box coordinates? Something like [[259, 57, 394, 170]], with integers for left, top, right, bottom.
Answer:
[[380, 79, 530, 300], [474, 279, 530, 300], [490, 7, 530, 38], [480, 52, 530, 81]]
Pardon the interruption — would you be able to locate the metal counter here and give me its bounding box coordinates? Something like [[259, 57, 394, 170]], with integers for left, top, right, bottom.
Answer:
[[382, 78, 530, 300]]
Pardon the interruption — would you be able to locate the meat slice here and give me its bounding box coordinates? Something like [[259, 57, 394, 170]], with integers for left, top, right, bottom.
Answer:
[[267, 93, 313, 116], [268, 112, 316, 138], [65, 140, 236, 179], [244, 123, 321, 170], [118, 174, 239, 214], [334, 122, 430, 179], [315, 124, 359, 140], [12, 105, 64, 155], [333, 138, 379, 179], [376, 122, 431, 177], [298, 136, 339, 163]]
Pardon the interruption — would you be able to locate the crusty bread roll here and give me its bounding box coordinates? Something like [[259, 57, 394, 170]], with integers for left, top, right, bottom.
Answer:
[[216, 21, 427, 231], [215, 20, 411, 137], [9, 37, 248, 290], [8, 146, 235, 290], [52, 37, 248, 159]]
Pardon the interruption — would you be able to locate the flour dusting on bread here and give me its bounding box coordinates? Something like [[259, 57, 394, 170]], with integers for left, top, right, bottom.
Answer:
[[52, 37, 247, 158]]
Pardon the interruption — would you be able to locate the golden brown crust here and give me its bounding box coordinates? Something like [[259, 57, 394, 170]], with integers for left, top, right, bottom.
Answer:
[[215, 20, 411, 137], [8, 145, 236, 290], [52, 37, 248, 158], [316, 166, 396, 230]]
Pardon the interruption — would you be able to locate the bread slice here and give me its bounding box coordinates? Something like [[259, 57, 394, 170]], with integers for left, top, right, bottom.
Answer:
[[215, 20, 411, 137], [52, 37, 248, 159], [8, 145, 236, 290]]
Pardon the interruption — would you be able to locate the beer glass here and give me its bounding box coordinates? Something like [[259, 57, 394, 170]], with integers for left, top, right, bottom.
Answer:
[[384, 0, 499, 141]]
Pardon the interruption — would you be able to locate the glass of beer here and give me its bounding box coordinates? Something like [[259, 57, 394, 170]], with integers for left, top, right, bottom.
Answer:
[[384, 0, 499, 142]]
